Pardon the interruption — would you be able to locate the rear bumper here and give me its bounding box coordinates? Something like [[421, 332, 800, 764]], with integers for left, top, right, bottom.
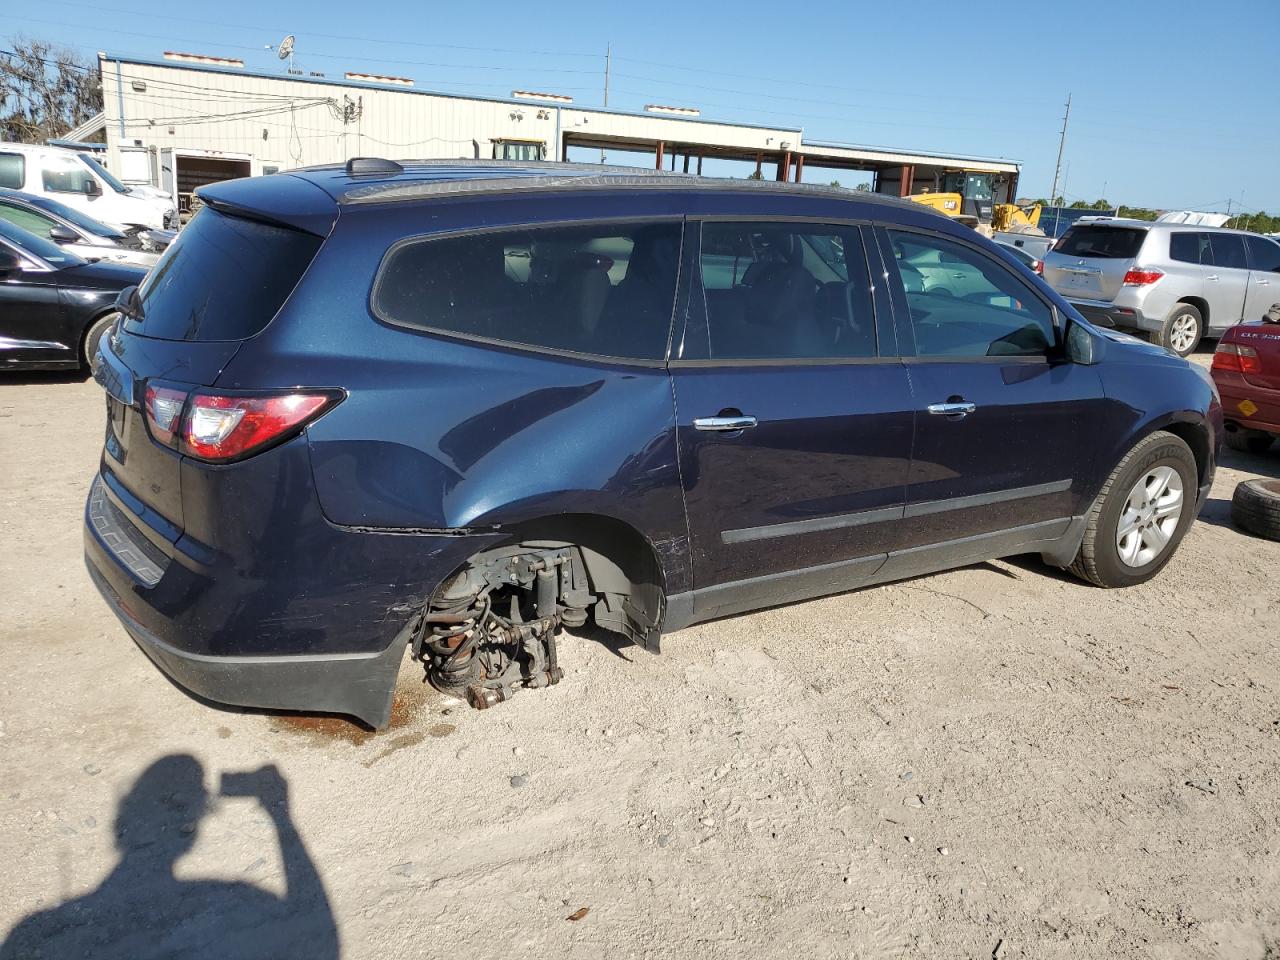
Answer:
[[1065, 298, 1153, 332], [1214, 374, 1280, 435], [86, 560, 407, 727]]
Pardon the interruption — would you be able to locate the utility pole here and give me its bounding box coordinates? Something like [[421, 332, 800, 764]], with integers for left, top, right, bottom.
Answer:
[[600, 43, 611, 164], [1049, 93, 1071, 206]]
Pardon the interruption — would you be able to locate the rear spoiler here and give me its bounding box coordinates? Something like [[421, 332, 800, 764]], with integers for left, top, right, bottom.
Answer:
[[196, 174, 338, 237]]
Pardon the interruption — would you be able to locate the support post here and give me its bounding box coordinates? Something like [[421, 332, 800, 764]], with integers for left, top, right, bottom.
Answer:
[[697, 153, 703, 175], [899, 165, 914, 197], [683, 152, 690, 174], [655, 140, 664, 170], [777, 151, 792, 182], [794, 155, 804, 183]]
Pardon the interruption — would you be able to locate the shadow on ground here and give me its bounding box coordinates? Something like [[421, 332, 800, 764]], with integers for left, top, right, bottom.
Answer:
[[0, 756, 338, 960]]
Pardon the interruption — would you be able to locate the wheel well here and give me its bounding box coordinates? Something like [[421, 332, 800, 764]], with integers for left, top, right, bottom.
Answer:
[[1161, 420, 1211, 487], [452, 513, 669, 649], [1174, 296, 1208, 327], [79, 309, 118, 368]]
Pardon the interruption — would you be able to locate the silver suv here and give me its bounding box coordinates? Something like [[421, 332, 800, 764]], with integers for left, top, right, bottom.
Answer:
[[1042, 219, 1280, 356]]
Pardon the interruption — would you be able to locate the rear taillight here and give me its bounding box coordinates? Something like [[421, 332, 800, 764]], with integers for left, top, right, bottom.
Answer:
[[1212, 342, 1261, 374], [1032, 259, 1044, 275], [144, 384, 186, 445], [142, 384, 341, 462], [1122, 268, 1164, 286]]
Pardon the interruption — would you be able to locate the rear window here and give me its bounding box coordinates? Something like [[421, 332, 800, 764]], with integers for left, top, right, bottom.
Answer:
[[129, 208, 321, 341], [1169, 232, 1209, 264], [373, 220, 682, 360], [1054, 225, 1147, 259]]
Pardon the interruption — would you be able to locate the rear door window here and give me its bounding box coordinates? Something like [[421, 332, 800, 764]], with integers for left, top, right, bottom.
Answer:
[[374, 221, 682, 361], [0, 153, 23, 189], [129, 208, 322, 341], [1207, 233, 1249, 271], [886, 229, 1055, 358], [690, 221, 876, 360], [1054, 226, 1147, 259], [1169, 232, 1210, 265], [1246, 236, 1280, 273]]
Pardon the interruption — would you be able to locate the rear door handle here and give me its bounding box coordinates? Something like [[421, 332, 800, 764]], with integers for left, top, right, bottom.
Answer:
[[1206, 274, 1220, 281], [694, 415, 758, 432], [1256, 278, 1270, 285], [927, 401, 977, 418]]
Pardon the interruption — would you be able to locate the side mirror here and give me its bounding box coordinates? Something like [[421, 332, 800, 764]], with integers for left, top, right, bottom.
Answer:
[[0, 248, 22, 276], [48, 223, 80, 244], [83, 179, 103, 198], [114, 284, 141, 318], [1064, 317, 1100, 364]]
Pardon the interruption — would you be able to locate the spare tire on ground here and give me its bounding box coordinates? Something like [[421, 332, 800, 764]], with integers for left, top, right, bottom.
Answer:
[[1231, 479, 1280, 541]]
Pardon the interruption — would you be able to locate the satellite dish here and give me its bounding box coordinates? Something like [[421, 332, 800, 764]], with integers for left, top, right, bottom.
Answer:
[[277, 35, 295, 60]]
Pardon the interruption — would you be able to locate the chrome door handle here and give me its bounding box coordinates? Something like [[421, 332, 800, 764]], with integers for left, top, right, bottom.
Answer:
[[694, 415, 758, 432], [1256, 278, 1270, 285], [927, 401, 977, 418], [1206, 274, 1220, 281]]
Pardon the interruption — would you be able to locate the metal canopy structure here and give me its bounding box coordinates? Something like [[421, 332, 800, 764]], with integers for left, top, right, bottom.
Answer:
[[97, 53, 1020, 201]]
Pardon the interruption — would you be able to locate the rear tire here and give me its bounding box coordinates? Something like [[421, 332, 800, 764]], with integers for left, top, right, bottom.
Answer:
[[83, 312, 119, 375], [1224, 427, 1275, 455], [1156, 303, 1203, 357], [1068, 431, 1198, 587], [1231, 480, 1280, 541]]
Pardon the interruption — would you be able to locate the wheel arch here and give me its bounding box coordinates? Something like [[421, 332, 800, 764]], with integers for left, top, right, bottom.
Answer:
[[1173, 295, 1208, 329]]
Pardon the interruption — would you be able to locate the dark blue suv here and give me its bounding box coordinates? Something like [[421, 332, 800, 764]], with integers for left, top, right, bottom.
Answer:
[[85, 160, 1222, 727]]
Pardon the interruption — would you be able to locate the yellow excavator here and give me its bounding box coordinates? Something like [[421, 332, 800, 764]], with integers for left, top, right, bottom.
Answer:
[[910, 171, 1043, 240]]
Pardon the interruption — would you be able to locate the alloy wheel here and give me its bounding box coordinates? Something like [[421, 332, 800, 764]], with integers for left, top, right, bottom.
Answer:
[[1115, 465, 1184, 567], [1169, 313, 1198, 354]]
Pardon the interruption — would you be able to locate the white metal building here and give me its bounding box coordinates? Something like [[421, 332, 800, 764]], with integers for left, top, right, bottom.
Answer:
[[92, 51, 1021, 215]]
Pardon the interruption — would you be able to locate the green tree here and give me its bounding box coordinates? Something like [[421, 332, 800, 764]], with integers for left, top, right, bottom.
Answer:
[[746, 170, 763, 181], [1, 37, 101, 143]]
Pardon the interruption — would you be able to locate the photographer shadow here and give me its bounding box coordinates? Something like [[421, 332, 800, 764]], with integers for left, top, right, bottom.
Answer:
[[1, 754, 338, 960]]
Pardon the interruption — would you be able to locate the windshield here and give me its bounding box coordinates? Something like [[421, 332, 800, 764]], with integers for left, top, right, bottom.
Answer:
[[0, 217, 86, 266], [79, 154, 129, 194]]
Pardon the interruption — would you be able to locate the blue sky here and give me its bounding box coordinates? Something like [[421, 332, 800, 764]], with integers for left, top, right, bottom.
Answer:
[[11, 0, 1280, 212]]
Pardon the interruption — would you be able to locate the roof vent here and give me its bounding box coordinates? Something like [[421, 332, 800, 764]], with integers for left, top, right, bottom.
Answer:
[[345, 157, 405, 177]]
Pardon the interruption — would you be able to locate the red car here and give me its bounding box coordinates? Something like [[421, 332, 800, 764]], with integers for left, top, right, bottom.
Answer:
[[1212, 308, 1280, 453]]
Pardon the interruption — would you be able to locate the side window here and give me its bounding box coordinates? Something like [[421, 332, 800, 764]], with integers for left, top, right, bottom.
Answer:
[[1246, 236, 1280, 274], [886, 230, 1055, 358], [1208, 233, 1248, 271], [1169, 232, 1210, 265], [373, 221, 681, 360], [0, 153, 23, 189], [41, 155, 96, 194], [694, 221, 875, 360], [0, 203, 58, 240]]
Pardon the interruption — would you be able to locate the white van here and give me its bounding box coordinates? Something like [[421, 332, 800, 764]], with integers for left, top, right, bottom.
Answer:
[[0, 144, 175, 231]]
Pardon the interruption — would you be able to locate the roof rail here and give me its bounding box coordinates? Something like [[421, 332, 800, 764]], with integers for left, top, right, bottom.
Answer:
[[345, 157, 404, 177]]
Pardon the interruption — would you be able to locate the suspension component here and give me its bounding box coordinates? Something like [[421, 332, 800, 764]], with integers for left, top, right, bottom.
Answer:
[[414, 547, 582, 709]]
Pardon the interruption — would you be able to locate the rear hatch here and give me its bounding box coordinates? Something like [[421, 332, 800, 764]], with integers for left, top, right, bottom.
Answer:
[[96, 203, 325, 538], [1043, 224, 1149, 302], [1235, 323, 1280, 391]]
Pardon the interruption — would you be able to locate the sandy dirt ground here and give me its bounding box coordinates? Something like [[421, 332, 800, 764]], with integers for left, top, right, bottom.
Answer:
[[2, 361, 1279, 960]]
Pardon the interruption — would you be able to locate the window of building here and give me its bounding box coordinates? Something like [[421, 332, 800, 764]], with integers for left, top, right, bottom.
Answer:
[[886, 230, 1054, 358], [692, 222, 875, 360], [374, 221, 682, 361], [0, 153, 24, 190]]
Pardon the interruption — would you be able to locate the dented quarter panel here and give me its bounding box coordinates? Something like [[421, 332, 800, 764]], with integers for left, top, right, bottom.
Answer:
[[215, 192, 695, 597]]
